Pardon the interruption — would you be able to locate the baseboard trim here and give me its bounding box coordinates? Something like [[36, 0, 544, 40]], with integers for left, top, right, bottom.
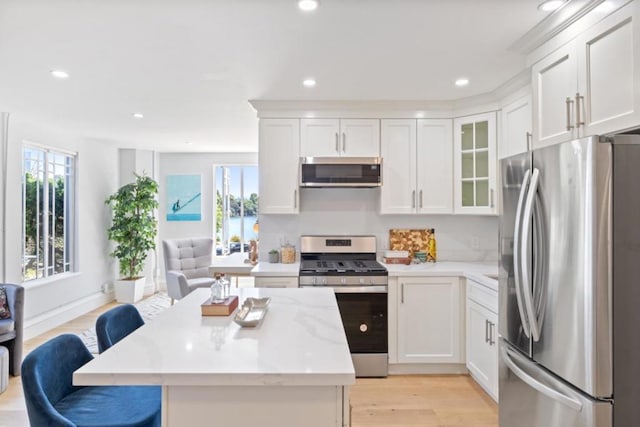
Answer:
[[24, 291, 115, 340], [388, 363, 468, 375]]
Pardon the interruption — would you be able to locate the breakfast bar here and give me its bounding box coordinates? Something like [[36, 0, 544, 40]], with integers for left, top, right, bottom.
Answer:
[[73, 288, 355, 427]]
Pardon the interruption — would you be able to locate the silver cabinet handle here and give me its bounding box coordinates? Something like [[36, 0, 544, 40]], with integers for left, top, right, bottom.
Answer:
[[342, 132, 346, 153], [335, 132, 339, 153], [419, 190, 423, 208], [526, 131, 532, 151], [294, 189, 297, 208], [485, 319, 490, 343], [411, 190, 416, 208], [565, 97, 575, 131], [575, 93, 585, 128], [401, 283, 404, 304], [490, 189, 495, 208]]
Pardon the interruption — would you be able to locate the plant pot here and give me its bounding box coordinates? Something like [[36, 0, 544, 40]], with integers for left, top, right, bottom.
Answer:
[[268, 252, 279, 263], [114, 277, 146, 303]]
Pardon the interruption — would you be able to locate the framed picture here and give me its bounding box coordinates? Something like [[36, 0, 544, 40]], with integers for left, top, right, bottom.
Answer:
[[166, 174, 202, 221]]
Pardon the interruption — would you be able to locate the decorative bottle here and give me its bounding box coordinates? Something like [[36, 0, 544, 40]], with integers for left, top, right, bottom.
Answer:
[[427, 228, 437, 262], [211, 274, 223, 303], [221, 274, 231, 299]]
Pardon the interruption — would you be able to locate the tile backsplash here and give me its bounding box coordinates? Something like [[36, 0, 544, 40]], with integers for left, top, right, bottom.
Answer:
[[258, 188, 498, 262]]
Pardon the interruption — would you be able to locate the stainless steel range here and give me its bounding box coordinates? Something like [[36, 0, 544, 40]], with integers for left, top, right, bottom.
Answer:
[[299, 235, 388, 377]]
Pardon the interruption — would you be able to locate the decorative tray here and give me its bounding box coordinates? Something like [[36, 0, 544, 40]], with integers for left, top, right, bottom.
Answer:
[[233, 297, 271, 327]]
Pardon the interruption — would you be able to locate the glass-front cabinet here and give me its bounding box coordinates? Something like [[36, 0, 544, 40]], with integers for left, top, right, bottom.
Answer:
[[454, 112, 497, 214]]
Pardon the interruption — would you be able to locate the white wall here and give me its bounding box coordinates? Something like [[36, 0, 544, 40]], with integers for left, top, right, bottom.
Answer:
[[260, 188, 498, 262], [157, 152, 258, 283], [0, 114, 119, 338]]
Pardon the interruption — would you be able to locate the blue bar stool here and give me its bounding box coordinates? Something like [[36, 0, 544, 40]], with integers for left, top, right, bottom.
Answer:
[[21, 334, 161, 427]]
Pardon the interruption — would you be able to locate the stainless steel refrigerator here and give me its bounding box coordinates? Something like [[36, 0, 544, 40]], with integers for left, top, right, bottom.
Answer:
[[499, 134, 640, 427]]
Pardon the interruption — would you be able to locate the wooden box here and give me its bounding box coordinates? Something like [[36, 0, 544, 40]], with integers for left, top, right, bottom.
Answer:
[[201, 295, 239, 316]]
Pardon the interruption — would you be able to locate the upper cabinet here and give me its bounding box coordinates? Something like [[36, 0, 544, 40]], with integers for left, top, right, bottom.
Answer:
[[532, 1, 640, 148], [453, 112, 497, 215], [300, 119, 380, 157], [380, 119, 453, 214], [259, 118, 300, 214], [500, 94, 531, 159]]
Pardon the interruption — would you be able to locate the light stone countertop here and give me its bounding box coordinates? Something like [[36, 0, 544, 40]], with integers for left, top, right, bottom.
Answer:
[[251, 261, 300, 276], [383, 261, 498, 292], [74, 287, 355, 387], [250, 260, 498, 290]]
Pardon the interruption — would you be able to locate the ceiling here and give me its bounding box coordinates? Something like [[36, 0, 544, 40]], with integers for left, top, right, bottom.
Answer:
[[0, 0, 570, 152]]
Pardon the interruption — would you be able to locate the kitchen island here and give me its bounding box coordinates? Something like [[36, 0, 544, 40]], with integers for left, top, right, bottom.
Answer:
[[74, 288, 355, 427]]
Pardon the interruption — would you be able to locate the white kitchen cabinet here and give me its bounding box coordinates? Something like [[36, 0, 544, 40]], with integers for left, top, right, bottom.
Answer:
[[532, 1, 640, 148], [500, 95, 531, 159], [300, 118, 380, 157], [453, 112, 497, 215], [254, 277, 298, 288], [396, 276, 463, 364], [466, 279, 498, 401], [380, 119, 453, 214], [258, 118, 300, 214]]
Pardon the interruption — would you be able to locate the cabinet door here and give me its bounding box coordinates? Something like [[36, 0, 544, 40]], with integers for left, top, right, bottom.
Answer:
[[453, 112, 497, 215], [466, 298, 498, 401], [416, 119, 453, 214], [380, 119, 417, 214], [259, 119, 300, 214], [500, 95, 531, 159], [300, 118, 340, 157], [577, 1, 640, 136], [531, 42, 578, 149], [397, 277, 462, 363], [340, 119, 380, 157]]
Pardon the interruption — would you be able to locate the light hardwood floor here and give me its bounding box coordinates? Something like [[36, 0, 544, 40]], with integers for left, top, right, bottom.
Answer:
[[0, 297, 498, 427]]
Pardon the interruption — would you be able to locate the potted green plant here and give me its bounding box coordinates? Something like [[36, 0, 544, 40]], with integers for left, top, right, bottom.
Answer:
[[105, 173, 159, 303], [268, 249, 279, 263]]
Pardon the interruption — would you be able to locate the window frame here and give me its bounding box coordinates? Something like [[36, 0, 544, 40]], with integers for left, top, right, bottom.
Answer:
[[21, 142, 77, 282]]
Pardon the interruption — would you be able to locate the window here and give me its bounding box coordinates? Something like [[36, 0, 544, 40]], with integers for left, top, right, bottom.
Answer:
[[22, 145, 75, 281], [215, 166, 258, 256]]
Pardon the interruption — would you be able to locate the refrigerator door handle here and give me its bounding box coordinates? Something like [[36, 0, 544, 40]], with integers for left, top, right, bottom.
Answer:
[[521, 167, 542, 341], [513, 170, 532, 338], [502, 346, 583, 412]]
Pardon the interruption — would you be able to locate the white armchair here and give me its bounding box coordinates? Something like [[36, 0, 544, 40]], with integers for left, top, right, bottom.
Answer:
[[162, 238, 217, 303]]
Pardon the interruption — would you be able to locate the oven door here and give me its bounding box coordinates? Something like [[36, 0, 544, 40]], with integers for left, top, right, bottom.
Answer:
[[333, 286, 388, 354]]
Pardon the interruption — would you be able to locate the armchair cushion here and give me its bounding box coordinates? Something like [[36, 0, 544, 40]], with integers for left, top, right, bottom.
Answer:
[[0, 286, 11, 319], [0, 283, 23, 376]]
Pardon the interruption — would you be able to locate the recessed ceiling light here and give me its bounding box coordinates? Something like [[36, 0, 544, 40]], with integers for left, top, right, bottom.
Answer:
[[298, 0, 318, 11], [455, 78, 469, 87], [538, 0, 565, 12], [416, 112, 425, 118], [303, 78, 316, 87], [50, 69, 69, 79], [132, 113, 144, 119], [185, 141, 193, 145]]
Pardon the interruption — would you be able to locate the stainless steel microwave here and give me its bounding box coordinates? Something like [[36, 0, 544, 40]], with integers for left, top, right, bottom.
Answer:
[[299, 157, 382, 188]]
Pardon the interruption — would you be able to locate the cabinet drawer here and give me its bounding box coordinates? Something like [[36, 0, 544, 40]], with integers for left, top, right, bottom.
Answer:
[[467, 279, 498, 313], [254, 277, 298, 288]]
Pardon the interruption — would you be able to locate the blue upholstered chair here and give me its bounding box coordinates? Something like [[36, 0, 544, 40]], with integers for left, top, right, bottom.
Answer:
[[0, 283, 24, 376], [21, 334, 161, 427], [95, 304, 144, 353]]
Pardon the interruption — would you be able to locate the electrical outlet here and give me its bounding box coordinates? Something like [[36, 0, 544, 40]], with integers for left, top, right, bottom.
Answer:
[[471, 236, 480, 250]]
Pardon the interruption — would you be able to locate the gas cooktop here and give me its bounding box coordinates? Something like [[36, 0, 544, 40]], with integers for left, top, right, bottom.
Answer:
[[299, 259, 387, 275]]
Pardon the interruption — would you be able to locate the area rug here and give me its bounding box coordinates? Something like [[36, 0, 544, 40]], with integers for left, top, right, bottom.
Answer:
[[78, 292, 172, 353]]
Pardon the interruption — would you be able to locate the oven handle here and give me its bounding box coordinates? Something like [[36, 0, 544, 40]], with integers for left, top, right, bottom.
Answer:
[[301, 285, 388, 294]]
